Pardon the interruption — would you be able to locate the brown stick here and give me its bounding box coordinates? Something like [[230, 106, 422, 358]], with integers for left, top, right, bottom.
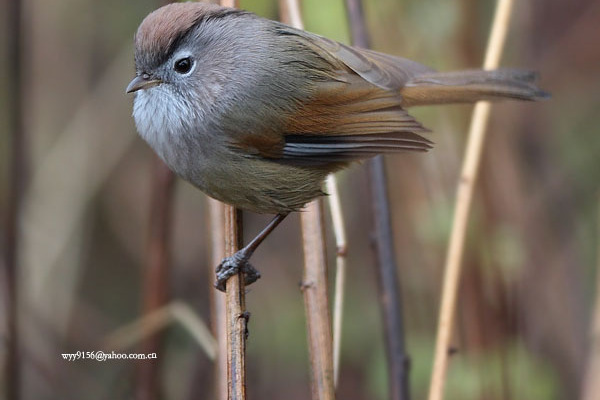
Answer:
[[223, 206, 247, 400], [301, 200, 335, 400], [137, 158, 175, 400]]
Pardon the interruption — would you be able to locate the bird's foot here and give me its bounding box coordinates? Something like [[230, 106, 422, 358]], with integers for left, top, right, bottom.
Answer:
[[214, 251, 261, 292]]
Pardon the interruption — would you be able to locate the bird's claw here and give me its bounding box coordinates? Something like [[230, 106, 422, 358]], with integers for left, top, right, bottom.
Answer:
[[214, 253, 261, 292]]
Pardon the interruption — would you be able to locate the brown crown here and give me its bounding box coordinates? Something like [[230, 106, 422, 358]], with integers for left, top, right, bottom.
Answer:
[[134, 2, 238, 69]]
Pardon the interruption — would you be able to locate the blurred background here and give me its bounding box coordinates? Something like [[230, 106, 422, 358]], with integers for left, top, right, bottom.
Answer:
[[1, 0, 599, 399]]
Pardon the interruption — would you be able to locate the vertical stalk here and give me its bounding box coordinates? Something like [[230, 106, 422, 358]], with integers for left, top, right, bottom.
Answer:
[[428, 1, 515, 399], [223, 207, 247, 400], [326, 176, 348, 388], [344, 1, 411, 399], [368, 158, 411, 400], [301, 201, 335, 400], [5, 0, 25, 398]]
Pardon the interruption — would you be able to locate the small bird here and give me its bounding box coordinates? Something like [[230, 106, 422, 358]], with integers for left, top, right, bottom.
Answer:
[[127, 2, 547, 291]]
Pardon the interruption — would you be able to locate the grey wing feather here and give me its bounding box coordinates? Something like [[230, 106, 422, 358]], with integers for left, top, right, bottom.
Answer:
[[277, 24, 434, 91], [270, 24, 436, 166], [281, 132, 433, 166]]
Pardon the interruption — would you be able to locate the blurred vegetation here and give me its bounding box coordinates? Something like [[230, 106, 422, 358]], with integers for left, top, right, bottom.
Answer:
[[1, 0, 599, 399]]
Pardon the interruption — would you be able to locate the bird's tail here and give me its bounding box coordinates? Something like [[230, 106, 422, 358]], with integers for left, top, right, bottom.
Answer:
[[400, 68, 549, 107]]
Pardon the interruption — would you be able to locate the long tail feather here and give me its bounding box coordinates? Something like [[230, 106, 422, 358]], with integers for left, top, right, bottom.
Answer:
[[401, 68, 550, 107]]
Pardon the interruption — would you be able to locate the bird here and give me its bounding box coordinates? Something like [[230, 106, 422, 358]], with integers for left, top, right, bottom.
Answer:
[[126, 2, 548, 291]]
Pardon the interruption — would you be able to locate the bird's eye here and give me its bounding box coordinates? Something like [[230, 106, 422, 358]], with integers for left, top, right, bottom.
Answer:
[[173, 57, 193, 74]]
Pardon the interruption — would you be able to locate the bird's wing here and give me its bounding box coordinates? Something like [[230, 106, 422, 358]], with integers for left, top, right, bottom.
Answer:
[[277, 74, 432, 166], [226, 25, 434, 166], [227, 73, 432, 166], [278, 25, 434, 91]]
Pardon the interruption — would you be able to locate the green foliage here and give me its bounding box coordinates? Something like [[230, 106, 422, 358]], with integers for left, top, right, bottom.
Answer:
[[302, 0, 350, 43]]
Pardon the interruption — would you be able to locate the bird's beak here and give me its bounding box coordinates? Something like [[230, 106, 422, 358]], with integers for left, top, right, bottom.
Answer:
[[126, 75, 162, 93]]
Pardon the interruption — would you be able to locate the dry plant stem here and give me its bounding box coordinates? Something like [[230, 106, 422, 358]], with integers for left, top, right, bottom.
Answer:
[[326, 176, 348, 388], [368, 158, 411, 400], [580, 195, 600, 400], [301, 201, 336, 400], [279, 0, 304, 28], [281, 1, 335, 398], [209, 198, 228, 400], [280, 0, 304, 28], [344, 0, 369, 48], [137, 158, 175, 400], [5, 0, 24, 398], [224, 206, 247, 400], [428, 1, 515, 399], [344, 0, 411, 398]]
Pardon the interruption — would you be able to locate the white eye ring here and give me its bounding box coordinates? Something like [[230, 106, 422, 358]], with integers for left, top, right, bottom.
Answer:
[[173, 56, 194, 75]]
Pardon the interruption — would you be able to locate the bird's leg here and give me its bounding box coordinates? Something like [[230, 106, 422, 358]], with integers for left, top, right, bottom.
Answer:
[[215, 213, 289, 292]]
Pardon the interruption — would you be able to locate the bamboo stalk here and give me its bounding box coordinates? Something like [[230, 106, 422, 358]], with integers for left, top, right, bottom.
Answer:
[[5, 0, 24, 398], [280, 1, 335, 399], [427, 1, 515, 399]]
